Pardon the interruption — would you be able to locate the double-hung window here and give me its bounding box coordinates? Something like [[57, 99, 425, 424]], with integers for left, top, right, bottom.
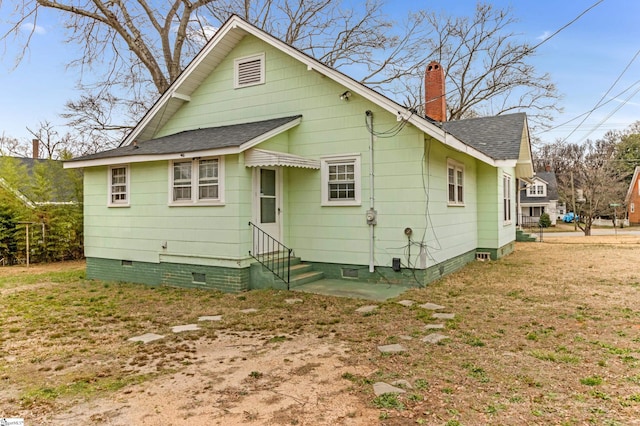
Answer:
[[527, 183, 546, 197], [503, 174, 512, 223], [321, 154, 361, 206], [170, 157, 224, 205], [109, 165, 129, 206], [447, 159, 464, 206]]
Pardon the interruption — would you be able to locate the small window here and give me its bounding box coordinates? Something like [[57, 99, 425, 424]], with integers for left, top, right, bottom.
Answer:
[[109, 165, 129, 206], [169, 157, 224, 205], [632, 203, 635, 213], [527, 183, 546, 197], [234, 53, 265, 88], [447, 159, 464, 206], [503, 174, 512, 223], [321, 155, 361, 206]]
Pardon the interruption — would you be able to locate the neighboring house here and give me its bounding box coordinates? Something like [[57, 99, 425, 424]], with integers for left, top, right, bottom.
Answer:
[[519, 171, 561, 226], [64, 15, 534, 292], [625, 166, 640, 225], [0, 155, 79, 207]]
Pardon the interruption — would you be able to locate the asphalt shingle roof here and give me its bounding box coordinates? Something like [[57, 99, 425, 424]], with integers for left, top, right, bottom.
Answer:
[[70, 115, 303, 162], [521, 171, 559, 203], [441, 112, 526, 161]]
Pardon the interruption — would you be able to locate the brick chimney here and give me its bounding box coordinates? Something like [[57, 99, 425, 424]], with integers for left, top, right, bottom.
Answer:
[[32, 139, 39, 159], [425, 61, 446, 122]]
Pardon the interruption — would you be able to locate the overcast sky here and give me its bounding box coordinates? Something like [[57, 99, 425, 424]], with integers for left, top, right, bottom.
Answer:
[[1, 0, 639, 147]]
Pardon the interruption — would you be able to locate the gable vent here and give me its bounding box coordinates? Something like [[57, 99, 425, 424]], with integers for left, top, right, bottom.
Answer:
[[235, 54, 265, 88]]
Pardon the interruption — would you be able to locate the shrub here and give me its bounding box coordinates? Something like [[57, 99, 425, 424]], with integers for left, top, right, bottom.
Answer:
[[539, 212, 552, 228]]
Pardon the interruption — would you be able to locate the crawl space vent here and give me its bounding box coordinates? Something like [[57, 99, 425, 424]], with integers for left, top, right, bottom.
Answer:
[[476, 252, 491, 262]]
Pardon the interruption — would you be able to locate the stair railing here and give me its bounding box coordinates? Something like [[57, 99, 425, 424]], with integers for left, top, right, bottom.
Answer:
[[248, 221, 292, 289]]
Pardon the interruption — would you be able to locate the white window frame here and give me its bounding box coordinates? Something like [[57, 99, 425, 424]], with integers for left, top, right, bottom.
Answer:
[[527, 182, 547, 197], [321, 154, 361, 206], [503, 173, 512, 224], [631, 203, 635, 213], [447, 159, 465, 206], [108, 165, 129, 207], [168, 157, 225, 206], [234, 53, 265, 88]]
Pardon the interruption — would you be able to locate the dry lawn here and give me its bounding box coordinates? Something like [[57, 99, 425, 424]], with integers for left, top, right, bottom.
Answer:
[[2, 236, 640, 425]]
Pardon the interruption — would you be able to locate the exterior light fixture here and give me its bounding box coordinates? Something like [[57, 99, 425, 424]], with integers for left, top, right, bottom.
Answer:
[[340, 91, 352, 101]]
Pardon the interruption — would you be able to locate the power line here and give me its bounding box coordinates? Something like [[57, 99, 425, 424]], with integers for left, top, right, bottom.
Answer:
[[562, 45, 640, 143], [540, 79, 640, 134]]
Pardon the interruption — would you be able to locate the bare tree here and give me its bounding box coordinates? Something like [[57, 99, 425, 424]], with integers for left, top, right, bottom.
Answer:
[[3, 1, 560, 149], [534, 138, 627, 236], [26, 121, 74, 159], [402, 3, 560, 128], [0, 133, 28, 157]]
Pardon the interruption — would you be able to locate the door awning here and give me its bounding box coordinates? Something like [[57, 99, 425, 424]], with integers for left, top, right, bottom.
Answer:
[[244, 149, 320, 169]]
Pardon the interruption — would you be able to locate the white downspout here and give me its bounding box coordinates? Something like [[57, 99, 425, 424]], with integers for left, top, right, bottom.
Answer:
[[367, 110, 375, 273]]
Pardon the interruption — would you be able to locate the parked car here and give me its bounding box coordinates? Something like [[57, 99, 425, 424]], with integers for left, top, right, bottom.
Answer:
[[562, 212, 577, 223]]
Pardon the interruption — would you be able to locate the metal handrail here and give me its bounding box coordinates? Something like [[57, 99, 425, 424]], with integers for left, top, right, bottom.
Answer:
[[248, 221, 292, 289]]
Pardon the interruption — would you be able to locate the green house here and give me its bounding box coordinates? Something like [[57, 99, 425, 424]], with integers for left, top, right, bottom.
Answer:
[[65, 15, 534, 292]]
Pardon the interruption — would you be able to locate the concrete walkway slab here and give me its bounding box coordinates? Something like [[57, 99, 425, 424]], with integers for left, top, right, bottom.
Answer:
[[356, 305, 378, 313], [419, 302, 445, 310], [240, 308, 258, 313], [171, 324, 201, 333], [432, 313, 455, 320], [378, 344, 406, 353], [128, 333, 165, 344], [373, 382, 406, 396], [422, 333, 449, 344], [293, 279, 411, 301], [198, 315, 222, 321], [397, 300, 415, 307], [284, 298, 304, 304]]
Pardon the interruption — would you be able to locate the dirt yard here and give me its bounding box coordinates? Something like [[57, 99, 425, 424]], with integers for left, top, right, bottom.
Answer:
[[3, 234, 640, 425]]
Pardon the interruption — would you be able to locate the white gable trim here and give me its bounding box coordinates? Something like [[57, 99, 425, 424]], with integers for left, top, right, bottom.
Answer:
[[118, 15, 500, 168]]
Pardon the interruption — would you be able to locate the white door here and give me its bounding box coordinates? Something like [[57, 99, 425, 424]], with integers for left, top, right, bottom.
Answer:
[[254, 167, 281, 248]]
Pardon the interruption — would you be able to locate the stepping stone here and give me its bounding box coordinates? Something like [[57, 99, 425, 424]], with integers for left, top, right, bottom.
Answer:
[[391, 379, 413, 389], [399, 335, 413, 341], [425, 324, 445, 330], [377, 344, 406, 354], [432, 313, 455, 320], [422, 333, 449, 344], [198, 315, 222, 321], [356, 305, 378, 313], [171, 324, 200, 333], [397, 300, 415, 307], [241, 308, 258, 313], [128, 333, 165, 344], [285, 298, 303, 304], [419, 302, 445, 310], [373, 382, 406, 396]]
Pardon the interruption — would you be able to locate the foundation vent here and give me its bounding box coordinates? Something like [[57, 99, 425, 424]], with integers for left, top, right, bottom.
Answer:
[[476, 252, 491, 261]]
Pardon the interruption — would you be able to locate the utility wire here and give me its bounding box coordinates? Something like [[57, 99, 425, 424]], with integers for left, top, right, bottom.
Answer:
[[430, 0, 607, 105], [562, 46, 640, 143], [540, 79, 640, 134]]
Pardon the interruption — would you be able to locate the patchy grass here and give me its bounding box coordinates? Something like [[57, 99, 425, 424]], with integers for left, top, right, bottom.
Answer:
[[3, 237, 640, 424]]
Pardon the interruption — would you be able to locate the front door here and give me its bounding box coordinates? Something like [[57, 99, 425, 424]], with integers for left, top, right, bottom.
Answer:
[[254, 167, 281, 246]]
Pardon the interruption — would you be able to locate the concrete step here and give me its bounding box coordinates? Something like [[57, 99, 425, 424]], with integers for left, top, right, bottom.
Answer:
[[289, 262, 314, 276], [289, 270, 325, 288]]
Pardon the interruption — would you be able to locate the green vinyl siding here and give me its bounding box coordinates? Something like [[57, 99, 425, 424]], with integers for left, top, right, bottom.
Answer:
[[82, 31, 516, 285], [84, 156, 253, 264]]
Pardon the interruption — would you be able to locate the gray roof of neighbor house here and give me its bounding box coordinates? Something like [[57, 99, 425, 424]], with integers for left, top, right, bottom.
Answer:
[[441, 113, 526, 161], [520, 171, 559, 203], [0, 156, 79, 204], [68, 115, 303, 162]]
